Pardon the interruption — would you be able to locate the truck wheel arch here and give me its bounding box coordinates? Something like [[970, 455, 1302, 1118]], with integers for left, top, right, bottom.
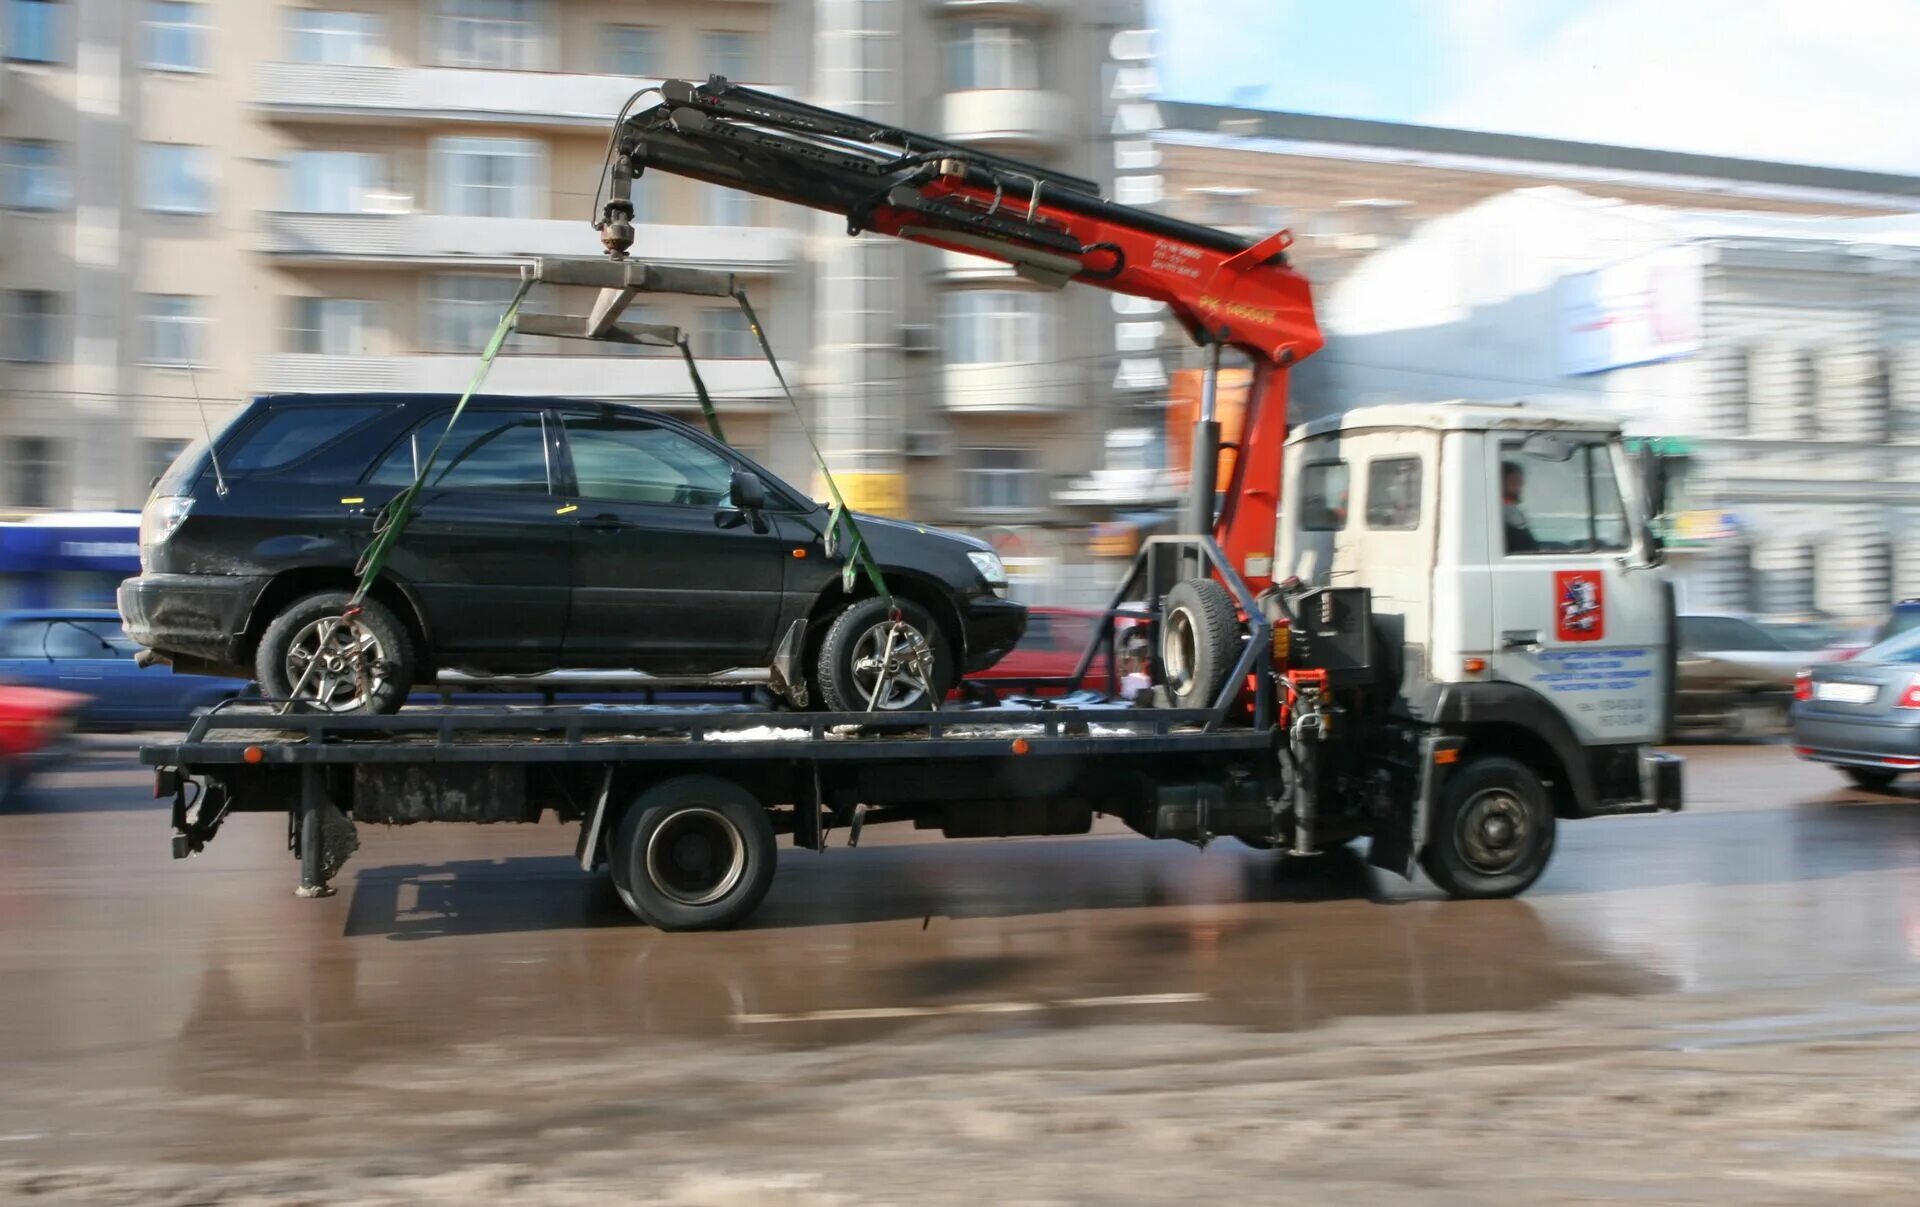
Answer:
[[1432, 682, 1597, 818]]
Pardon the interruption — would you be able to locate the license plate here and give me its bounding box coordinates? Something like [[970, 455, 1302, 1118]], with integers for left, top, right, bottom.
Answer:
[[1816, 681, 1879, 705]]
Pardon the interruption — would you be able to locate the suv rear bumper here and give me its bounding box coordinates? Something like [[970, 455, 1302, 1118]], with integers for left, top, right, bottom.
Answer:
[[119, 573, 269, 667], [960, 595, 1027, 673]]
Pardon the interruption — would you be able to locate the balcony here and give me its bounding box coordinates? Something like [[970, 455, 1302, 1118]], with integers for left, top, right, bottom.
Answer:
[[255, 63, 783, 128], [940, 89, 1072, 154], [942, 360, 1079, 413], [256, 213, 799, 273], [258, 354, 785, 407]]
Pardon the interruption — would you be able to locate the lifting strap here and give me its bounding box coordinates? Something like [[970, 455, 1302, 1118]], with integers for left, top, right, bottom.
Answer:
[[730, 287, 892, 602]]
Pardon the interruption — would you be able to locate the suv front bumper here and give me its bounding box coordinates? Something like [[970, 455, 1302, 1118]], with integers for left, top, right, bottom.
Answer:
[[960, 595, 1027, 673], [119, 573, 270, 668]]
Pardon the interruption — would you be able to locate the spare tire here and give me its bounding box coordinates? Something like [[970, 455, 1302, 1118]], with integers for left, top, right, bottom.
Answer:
[[1160, 578, 1239, 709]]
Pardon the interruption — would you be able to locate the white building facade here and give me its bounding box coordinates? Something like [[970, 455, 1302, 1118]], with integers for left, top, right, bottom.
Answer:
[[1317, 187, 1920, 620]]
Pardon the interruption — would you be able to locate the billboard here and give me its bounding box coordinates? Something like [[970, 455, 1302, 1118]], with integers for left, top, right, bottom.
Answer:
[[1557, 244, 1705, 376]]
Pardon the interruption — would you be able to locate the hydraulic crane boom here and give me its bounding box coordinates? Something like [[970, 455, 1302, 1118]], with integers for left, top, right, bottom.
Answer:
[[595, 77, 1324, 589]]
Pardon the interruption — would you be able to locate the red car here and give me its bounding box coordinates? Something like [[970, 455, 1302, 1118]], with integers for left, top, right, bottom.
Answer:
[[963, 606, 1145, 700], [0, 684, 85, 807]]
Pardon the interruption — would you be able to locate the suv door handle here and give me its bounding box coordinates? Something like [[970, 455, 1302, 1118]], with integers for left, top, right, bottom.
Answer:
[[578, 514, 636, 534]]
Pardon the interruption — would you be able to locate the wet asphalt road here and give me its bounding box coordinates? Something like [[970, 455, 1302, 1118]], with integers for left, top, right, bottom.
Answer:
[[4, 740, 1920, 1195]]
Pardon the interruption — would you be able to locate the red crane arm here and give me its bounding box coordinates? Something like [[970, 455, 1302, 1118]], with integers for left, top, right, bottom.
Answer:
[[598, 78, 1324, 588]]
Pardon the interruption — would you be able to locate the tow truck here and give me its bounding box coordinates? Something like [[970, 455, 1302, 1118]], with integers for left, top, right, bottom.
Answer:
[[140, 79, 1682, 930]]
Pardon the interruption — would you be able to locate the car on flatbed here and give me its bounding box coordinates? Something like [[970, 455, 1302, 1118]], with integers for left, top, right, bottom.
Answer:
[[120, 394, 1025, 714]]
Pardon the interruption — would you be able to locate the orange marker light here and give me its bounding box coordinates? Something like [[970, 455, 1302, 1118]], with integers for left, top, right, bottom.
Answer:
[[1463, 657, 1487, 674], [1434, 748, 1460, 765], [1010, 738, 1031, 755], [242, 745, 265, 765], [792, 548, 807, 558]]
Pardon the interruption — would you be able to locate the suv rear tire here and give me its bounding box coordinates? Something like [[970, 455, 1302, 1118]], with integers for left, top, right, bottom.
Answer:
[[1842, 766, 1900, 792], [256, 591, 413, 715], [815, 596, 955, 712]]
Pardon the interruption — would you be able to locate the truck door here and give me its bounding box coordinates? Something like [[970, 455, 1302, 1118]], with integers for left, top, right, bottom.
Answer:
[[1486, 433, 1666, 745]]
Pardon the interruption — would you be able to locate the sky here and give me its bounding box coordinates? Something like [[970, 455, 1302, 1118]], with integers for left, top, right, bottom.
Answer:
[[1152, 0, 1920, 174]]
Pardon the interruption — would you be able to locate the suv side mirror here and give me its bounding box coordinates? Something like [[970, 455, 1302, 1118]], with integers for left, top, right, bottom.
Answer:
[[730, 470, 769, 511], [717, 470, 771, 533]]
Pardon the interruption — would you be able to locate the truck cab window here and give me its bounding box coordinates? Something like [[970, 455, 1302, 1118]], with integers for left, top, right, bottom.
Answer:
[[1501, 441, 1630, 555], [1364, 456, 1421, 529], [1299, 461, 1350, 531]]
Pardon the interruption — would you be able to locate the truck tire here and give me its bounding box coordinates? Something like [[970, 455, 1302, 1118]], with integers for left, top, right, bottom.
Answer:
[[1160, 578, 1239, 709], [611, 775, 777, 931], [1419, 756, 1556, 900], [256, 591, 413, 715], [815, 596, 954, 713], [1842, 767, 1900, 792]]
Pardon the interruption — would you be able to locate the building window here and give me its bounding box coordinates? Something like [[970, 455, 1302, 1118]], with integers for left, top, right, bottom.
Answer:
[[945, 24, 1038, 91], [428, 274, 528, 352], [941, 290, 1049, 365], [287, 9, 383, 65], [431, 136, 543, 218], [1, 290, 58, 362], [436, 0, 543, 70], [701, 30, 756, 80], [706, 184, 754, 226], [289, 298, 376, 356], [6, 0, 64, 64], [605, 24, 657, 75], [141, 295, 207, 366], [141, 144, 212, 214], [961, 448, 1039, 512], [4, 437, 62, 508], [1, 140, 68, 210], [699, 308, 756, 359], [286, 150, 387, 213], [144, 1, 206, 71]]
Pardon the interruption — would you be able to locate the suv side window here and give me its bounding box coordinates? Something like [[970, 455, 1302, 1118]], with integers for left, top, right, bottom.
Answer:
[[225, 405, 384, 473], [561, 414, 733, 506], [368, 410, 550, 493]]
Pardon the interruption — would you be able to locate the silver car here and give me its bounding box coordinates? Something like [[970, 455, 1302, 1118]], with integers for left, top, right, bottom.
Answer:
[[1791, 627, 1920, 790], [1676, 613, 1848, 737]]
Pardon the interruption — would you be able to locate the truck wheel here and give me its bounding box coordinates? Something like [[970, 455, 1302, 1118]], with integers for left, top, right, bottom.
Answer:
[[256, 591, 413, 715], [815, 597, 954, 712], [1843, 767, 1900, 792], [1160, 578, 1239, 709], [1419, 756, 1555, 899], [611, 775, 777, 931]]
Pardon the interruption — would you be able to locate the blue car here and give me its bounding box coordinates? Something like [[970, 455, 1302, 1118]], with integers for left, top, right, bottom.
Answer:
[[0, 610, 251, 731]]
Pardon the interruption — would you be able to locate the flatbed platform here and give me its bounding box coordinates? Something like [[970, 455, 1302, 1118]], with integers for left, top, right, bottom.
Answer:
[[143, 699, 1273, 767]]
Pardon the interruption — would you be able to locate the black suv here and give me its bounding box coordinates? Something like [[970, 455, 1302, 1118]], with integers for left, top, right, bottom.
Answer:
[[120, 394, 1024, 713]]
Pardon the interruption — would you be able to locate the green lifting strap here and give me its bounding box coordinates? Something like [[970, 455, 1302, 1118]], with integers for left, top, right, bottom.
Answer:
[[675, 336, 727, 445], [352, 276, 534, 599], [730, 287, 893, 602]]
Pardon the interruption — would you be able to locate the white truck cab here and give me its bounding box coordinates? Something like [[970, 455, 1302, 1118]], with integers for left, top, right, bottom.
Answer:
[[1274, 402, 1679, 863]]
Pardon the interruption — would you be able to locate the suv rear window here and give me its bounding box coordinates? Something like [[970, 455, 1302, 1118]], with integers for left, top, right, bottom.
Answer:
[[225, 405, 383, 473]]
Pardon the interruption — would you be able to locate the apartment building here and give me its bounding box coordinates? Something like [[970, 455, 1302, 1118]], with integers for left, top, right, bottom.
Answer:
[[0, 0, 812, 515]]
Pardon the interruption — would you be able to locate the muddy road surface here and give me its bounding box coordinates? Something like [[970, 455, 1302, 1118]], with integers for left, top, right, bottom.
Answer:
[[2, 742, 1919, 1203]]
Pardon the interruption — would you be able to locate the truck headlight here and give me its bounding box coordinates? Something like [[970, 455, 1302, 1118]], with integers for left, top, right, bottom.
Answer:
[[967, 550, 1008, 591]]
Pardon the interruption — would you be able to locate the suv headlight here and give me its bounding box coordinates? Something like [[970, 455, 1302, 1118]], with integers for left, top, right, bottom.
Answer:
[[139, 494, 193, 565], [967, 550, 1008, 591]]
